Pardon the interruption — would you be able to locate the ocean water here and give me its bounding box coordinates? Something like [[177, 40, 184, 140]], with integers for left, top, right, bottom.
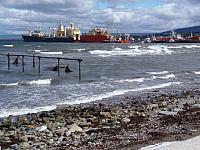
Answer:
[[0, 41, 200, 117]]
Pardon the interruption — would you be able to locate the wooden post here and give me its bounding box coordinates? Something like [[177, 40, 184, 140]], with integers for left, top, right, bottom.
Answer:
[[33, 55, 35, 68], [7, 53, 10, 70], [57, 58, 60, 76], [22, 55, 25, 72], [38, 56, 41, 75], [78, 60, 81, 80]]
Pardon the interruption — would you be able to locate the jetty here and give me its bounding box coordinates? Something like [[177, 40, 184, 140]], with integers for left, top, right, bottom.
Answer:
[[0, 53, 83, 80]]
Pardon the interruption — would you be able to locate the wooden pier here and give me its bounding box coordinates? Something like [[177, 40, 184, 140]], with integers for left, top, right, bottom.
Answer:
[[0, 53, 83, 80]]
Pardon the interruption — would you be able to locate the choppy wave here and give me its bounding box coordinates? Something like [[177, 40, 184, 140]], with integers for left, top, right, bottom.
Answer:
[[147, 71, 169, 75], [89, 45, 173, 57], [3, 44, 14, 47], [40, 51, 63, 55], [0, 79, 52, 88]]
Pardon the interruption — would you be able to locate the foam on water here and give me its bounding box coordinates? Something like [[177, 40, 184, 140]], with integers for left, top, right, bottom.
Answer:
[[128, 46, 142, 49], [147, 71, 169, 75], [0, 79, 52, 87], [155, 74, 175, 79], [115, 78, 145, 83], [193, 71, 200, 75], [71, 48, 86, 51], [89, 45, 173, 57], [0, 105, 56, 118], [40, 51, 63, 55], [3, 44, 14, 47], [183, 45, 200, 49]]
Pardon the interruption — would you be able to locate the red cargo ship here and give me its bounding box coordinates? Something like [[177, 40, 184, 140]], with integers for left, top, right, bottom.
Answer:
[[80, 28, 111, 43]]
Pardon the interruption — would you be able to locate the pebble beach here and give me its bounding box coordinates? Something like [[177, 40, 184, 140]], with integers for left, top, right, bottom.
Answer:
[[1, 87, 200, 150]]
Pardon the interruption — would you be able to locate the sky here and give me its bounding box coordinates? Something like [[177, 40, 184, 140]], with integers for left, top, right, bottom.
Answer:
[[0, 0, 200, 34]]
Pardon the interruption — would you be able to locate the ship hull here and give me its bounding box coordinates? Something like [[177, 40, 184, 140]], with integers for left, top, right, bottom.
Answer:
[[22, 35, 75, 43], [80, 35, 110, 43]]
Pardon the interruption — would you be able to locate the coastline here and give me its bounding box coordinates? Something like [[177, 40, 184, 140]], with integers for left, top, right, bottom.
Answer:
[[1, 87, 200, 149]]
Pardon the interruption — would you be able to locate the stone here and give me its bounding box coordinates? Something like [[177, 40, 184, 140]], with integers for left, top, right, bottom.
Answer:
[[66, 123, 83, 136], [158, 111, 177, 116], [36, 125, 47, 132], [122, 117, 130, 123], [10, 144, 19, 150], [19, 136, 28, 142]]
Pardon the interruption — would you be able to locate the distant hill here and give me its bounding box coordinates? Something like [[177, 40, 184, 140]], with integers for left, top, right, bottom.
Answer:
[[161, 26, 200, 35]]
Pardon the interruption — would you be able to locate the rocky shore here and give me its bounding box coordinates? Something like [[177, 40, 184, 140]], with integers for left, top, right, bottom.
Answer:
[[1, 88, 200, 150]]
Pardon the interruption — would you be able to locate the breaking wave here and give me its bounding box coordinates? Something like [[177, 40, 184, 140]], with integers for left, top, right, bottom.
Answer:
[[70, 82, 181, 104], [0, 105, 56, 118], [193, 71, 200, 75], [40, 51, 63, 55], [147, 71, 169, 75], [0, 79, 52, 88], [3, 44, 14, 48], [115, 78, 145, 83], [89, 45, 173, 57]]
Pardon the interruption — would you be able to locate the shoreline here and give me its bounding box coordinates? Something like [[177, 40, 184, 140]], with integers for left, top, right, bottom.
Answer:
[[1, 87, 200, 149]]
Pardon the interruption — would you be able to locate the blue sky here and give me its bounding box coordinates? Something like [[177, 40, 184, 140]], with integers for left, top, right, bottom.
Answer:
[[97, 0, 166, 9], [0, 0, 199, 34]]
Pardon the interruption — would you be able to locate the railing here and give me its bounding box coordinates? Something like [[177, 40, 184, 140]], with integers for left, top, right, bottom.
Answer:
[[0, 53, 83, 80]]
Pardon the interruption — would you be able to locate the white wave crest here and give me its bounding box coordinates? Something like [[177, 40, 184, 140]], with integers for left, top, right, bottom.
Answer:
[[115, 78, 145, 83], [112, 47, 123, 51], [3, 44, 14, 47], [0, 105, 56, 118], [193, 71, 200, 75], [0, 79, 52, 87], [155, 74, 175, 79], [168, 46, 183, 49], [147, 71, 169, 75], [128, 46, 142, 49], [72, 48, 86, 51], [183, 45, 200, 49], [27, 49, 41, 53], [89, 45, 173, 57], [28, 79, 52, 85], [40, 51, 63, 55]]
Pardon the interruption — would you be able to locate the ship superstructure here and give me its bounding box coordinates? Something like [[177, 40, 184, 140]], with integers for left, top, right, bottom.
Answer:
[[22, 22, 81, 42]]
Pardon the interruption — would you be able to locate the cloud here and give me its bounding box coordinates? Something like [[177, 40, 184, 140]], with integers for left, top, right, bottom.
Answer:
[[0, 0, 199, 34]]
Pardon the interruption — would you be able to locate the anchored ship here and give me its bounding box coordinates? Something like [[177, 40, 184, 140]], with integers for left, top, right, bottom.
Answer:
[[22, 22, 81, 42], [80, 28, 112, 43], [22, 22, 131, 43]]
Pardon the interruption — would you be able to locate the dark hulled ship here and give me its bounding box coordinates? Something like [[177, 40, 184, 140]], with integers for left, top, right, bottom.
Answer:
[[22, 22, 81, 42]]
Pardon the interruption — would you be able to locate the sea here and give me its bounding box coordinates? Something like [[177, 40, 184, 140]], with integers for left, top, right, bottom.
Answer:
[[0, 41, 200, 118]]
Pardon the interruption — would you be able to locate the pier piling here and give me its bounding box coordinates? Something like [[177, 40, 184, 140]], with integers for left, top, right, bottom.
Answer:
[[7, 53, 10, 70], [22, 55, 25, 72], [38, 56, 41, 75], [33, 55, 35, 68], [57, 58, 60, 76]]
